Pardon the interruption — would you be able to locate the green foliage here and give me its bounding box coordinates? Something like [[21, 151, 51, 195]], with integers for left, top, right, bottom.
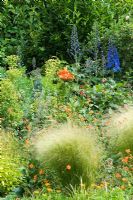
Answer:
[[4, 55, 20, 69], [8, 188, 132, 200], [1, 0, 132, 69], [0, 78, 23, 128], [42, 57, 66, 94], [35, 124, 102, 188], [0, 130, 26, 195]]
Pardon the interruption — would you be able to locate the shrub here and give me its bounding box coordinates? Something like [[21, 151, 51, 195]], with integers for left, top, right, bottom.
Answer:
[[34, 123, 102, 188], [0, 130, 27, 195], [0, 78, 23, 128]]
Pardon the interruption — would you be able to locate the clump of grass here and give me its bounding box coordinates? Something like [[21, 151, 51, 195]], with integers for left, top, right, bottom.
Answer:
[[33, 123, 103, 188], [105, 105, 133, 153]]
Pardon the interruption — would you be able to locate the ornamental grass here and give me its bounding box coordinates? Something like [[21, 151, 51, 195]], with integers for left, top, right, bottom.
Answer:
[[34, 123, 102, 188], [105, 105, 133, 154]]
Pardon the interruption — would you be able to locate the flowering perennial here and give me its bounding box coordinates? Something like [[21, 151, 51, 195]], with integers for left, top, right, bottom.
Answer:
[[106, 42, 121, 72], [57, 68, 74, 81]]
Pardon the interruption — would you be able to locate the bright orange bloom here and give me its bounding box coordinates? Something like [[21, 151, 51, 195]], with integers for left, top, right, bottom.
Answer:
[[29, 163, 34, 169], [39, 169, 44, 175], [125, 149, 131, 154], [66, 164, 71, 171], [115, 173, 121, 178], [122, 156, 129, 163], [57, 68, 74, 81]]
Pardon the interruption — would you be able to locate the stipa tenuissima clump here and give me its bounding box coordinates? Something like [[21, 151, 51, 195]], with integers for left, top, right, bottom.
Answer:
[[33, 123, 103, 188]]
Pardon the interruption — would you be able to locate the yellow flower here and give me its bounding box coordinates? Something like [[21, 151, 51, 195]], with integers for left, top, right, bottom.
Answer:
[[56, 189, 61, 193], [47, 188, 52, 192], [122, 178, 128, 182], [125, 149, 131, 154], [45, 182, 51, 187], [120, 185, 126, 190]]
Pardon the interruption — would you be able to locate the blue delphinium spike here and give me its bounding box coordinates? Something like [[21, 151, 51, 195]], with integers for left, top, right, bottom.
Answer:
[[106, 42, 120, 72], [112, 47, 120, 72]]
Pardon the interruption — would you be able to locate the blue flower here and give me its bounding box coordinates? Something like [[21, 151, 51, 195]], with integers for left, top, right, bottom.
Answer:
[[106, 43, 121, 72]]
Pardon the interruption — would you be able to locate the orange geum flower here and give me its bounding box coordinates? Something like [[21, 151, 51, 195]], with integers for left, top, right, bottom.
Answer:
[[57, 68, 74, 81], [66, 164, 71, 171], [122, 178, 128, 182], [33, 175, 38, 182], [115, 173, 121, 178], [39, 169, 44, 175], [45, 182, 51, 187], [25, 139, 30, 145], [44, 179, 49, 183], [47, 188, 52, 192], [29, 163, 34, 169], [125, 149, 131, 154], [123, 166, 129, 171], [120, 185, 126, 190], [122, 156, 129, 163]]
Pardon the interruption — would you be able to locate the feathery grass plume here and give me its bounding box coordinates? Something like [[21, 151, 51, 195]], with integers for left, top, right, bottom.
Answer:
[[33, 123, 103, 188], [104, 105, 133, 153]]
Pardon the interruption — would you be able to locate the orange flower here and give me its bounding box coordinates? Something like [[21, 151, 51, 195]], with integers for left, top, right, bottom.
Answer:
[[44, 179, 49, 183], [122, 178, 128, 182], [57, 68, 74, 81], [123, 166, 129, 171], [86, 125, 94, 129], [47, 188, 52, 192], [45, 182, 51, 187], [66, 164, 71, 171], [115, 173, 121, 178], [64, 106, 71, 113], [39, 169, 44, 175], [25, 125, 31, 132], [122, 156, 129, 163], [104, 120, 110, 126], [25, 139, 30, 145], [125, 149, 131, 154], [29, 163, 34, 169], [120, 185, 126, 190], [33, 175, 38, 182]]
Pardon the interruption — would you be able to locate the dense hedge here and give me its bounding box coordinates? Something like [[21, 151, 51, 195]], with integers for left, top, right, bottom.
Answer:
[[0, 0, 133, 71]]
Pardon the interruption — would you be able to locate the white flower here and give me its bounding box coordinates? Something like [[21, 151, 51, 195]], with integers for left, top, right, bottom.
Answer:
[[125, 16, 130, 20]]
